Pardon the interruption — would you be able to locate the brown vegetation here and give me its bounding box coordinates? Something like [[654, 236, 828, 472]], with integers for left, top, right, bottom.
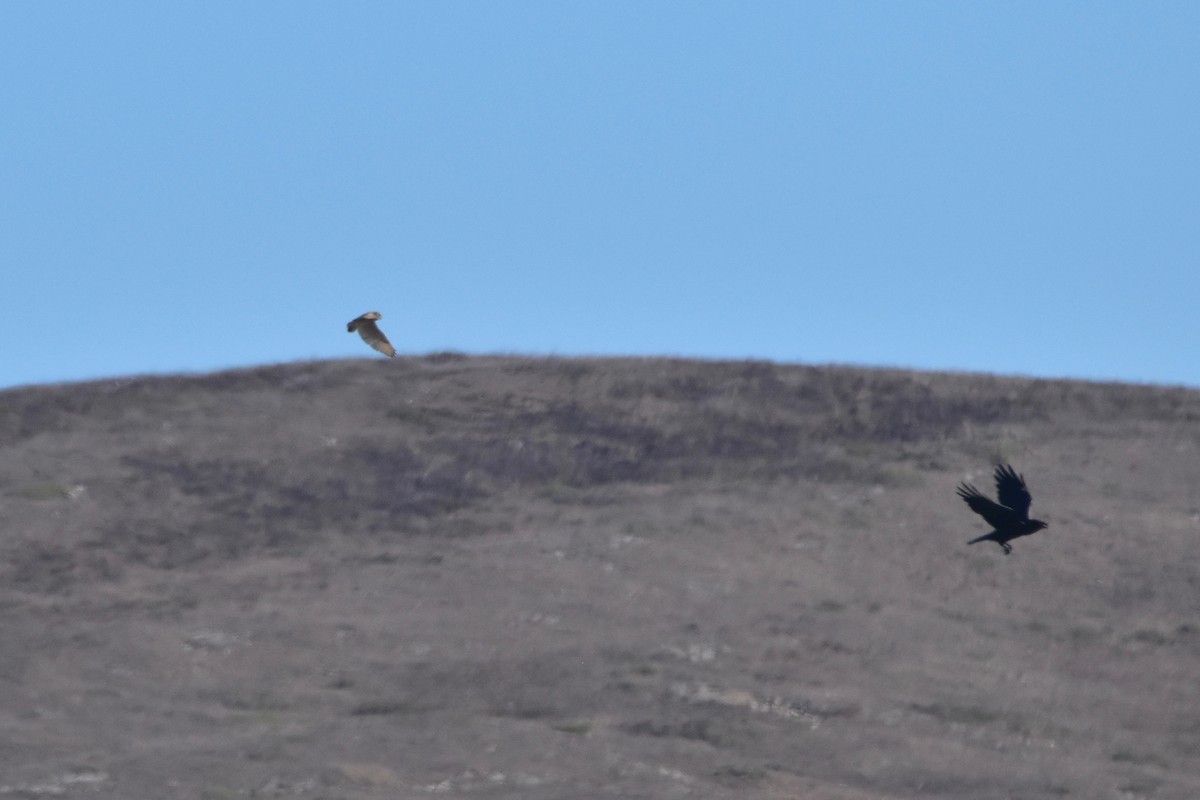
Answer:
[[1, 356, 1199, 798]]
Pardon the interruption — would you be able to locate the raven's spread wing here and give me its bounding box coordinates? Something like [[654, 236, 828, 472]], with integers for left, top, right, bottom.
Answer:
[[994, 464, 1032, 520], [957, 483, 1021, 530], [349, 317, 396, 357]]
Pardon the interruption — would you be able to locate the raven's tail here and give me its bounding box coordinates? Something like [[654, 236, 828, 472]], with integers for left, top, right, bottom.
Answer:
[[966, 532, 995, 545]]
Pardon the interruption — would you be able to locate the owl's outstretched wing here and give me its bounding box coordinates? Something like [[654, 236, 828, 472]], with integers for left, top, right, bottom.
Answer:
[[347, 313, 396, 358]]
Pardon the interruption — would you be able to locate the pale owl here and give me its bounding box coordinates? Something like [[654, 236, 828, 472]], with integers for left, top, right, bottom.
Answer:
[[347, 311, 396, 358]]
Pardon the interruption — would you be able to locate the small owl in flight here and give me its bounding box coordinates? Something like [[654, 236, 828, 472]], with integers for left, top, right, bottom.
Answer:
[[347, 311, 396, 358]]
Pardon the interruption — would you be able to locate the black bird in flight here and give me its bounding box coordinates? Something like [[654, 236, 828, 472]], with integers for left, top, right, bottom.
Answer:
[[957, 464, 1048, 555]]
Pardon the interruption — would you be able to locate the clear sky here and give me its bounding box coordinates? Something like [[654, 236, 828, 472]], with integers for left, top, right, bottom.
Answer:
[[3, 2, 1198, 390]]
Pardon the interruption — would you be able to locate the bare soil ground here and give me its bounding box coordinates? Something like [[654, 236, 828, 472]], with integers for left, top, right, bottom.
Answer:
[[1, 355, 1199, 799]]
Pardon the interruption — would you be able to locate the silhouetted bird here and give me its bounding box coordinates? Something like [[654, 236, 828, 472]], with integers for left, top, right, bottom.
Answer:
[[957, 464, 1048, 555], [347, 311, 396, 358]]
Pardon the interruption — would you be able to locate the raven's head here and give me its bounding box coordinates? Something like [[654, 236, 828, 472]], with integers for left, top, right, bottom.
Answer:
[[1027, 519, 1048, 533]]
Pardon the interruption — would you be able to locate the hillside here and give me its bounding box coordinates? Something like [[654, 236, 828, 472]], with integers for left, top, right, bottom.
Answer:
[[1, 355, 1199, 799]]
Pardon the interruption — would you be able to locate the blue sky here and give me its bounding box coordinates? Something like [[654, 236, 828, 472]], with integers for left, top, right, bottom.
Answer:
[[2, 2, 1198, 390]]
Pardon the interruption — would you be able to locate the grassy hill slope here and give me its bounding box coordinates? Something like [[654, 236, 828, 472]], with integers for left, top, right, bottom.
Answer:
[[2, 356, 1199, 798]]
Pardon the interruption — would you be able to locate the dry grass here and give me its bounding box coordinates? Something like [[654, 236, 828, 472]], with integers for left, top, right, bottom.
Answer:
[[0, 355, 1199, 798]]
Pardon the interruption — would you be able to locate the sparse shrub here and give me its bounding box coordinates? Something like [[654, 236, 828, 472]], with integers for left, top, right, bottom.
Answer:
[[712, 764, 767, 785], [910, 702, 1001, 726], [216, 689, 288, 712], [1128, 629, 1170, 646], [424, 350, 469, 364], [1111, 750, 1168, 768], [11, 482, 74, 500], [491, 701, 557, 720], [350, 700, 427, 716]]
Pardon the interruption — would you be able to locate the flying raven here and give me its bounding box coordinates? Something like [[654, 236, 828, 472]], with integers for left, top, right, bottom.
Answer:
[[957, 464, 1048, 555]]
